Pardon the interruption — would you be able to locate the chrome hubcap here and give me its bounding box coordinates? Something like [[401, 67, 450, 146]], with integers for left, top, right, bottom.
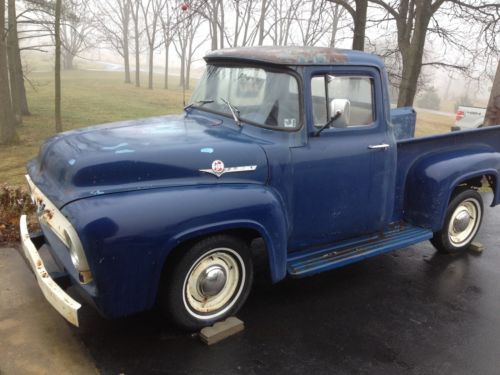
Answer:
[[453, 210, 471, 233], [183, 248, 245, 320], [197, 265, 227, 297], [448, 198, 481, 247]]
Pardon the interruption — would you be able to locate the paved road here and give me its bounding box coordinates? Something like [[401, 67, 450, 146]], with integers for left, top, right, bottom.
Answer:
[[2, 193, 500, 374], [0, 247, 97, 374]]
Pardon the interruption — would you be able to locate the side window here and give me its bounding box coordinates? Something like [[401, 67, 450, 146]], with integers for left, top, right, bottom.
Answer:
[[311, 76, 327, 126], [311, 75, 375, 128]]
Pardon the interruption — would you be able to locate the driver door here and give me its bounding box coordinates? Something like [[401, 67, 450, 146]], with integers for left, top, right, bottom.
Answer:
[[289, 68, 396, 250]]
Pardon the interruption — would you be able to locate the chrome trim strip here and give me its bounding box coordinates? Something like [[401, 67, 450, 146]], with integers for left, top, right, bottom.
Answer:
[[199, 165, 257, 178]]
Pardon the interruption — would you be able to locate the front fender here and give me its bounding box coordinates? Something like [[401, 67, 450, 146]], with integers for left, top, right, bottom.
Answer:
[[63, 184, 288, 318], [404, 150, 500, 231]]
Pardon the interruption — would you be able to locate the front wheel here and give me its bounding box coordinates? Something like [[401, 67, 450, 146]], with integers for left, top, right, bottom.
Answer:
[[431, 189, 483, 254], [160, 235, 253, 331]]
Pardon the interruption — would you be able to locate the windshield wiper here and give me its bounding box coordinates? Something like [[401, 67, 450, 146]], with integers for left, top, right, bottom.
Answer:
[[184, 99, 214, 111], [220, 97, 242, 126]]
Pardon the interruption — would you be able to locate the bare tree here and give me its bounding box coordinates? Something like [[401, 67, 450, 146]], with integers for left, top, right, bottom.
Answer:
[[160, 3, 174, 89], [17, 0, 66, 54], [55, 0, 62, 132], [257, 0, 271, 45], [7, 0, 30, 121], [193, 0, 260, 49], [370, 0, 500, 107], [173, 8, 206, 90], [190, 0, 222, 50], [0, 0, 18, 144], [141, 0, 165, 89], [328, 3, 346, 47], [296, 1, 334, 46], [131, 0, 142, 87], [95, 0, 132, 83], [484, 61, 500, 126], [327, 0, 367, 50], [59, 0, 94, 69], [267, 0, 301, 46], [226, 0, 260, 47]]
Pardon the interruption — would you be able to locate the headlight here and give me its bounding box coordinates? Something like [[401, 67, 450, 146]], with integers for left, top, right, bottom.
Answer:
[[64, 230, 80, 269], [26, 174, 93, 284], [63, 228, 92, 283]]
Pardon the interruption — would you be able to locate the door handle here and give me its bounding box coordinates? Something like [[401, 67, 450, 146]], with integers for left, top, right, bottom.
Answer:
[[368, 143, 390, 150]]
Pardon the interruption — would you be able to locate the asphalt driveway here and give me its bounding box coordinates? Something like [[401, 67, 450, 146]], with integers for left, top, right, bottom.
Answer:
[[2, 193, 500, 374]]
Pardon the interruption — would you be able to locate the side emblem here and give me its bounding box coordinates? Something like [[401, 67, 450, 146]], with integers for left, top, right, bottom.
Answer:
[[200, 160, 257, 178], [212, 160, 225, 175]]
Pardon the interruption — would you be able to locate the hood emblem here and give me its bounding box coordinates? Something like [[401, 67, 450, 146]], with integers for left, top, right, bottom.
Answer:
[[200, 160, 257, 178]]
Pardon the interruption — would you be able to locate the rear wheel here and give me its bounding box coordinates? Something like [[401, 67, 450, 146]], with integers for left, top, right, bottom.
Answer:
[[161, 235, 253, 331], [431, 189, 483, 254]]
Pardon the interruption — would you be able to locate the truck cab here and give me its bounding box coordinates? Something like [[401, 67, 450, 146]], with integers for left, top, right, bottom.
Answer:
[[191, 47, 397, 248], [21, 47, 500, 331]]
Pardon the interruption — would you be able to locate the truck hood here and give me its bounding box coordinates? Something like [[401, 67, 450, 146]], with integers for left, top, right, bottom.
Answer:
[[28, 114, 269, 208]]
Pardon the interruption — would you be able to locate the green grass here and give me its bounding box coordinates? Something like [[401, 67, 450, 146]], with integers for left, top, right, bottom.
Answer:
[[0, 68, 454, 187], [414, 111, 454, 137], [0, 70, 192, 186]]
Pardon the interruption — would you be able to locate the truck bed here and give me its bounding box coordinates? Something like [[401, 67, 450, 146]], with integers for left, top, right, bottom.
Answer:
[[394, 125, 500, 225]]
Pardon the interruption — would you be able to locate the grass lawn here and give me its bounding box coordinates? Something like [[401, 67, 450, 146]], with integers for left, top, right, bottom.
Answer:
[[1, 70, 192, 186], [414, 110, 454, 137], [0, 69, 454, 187]]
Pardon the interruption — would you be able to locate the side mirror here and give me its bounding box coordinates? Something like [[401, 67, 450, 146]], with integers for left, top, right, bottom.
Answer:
[[329, 99, 351, 128]]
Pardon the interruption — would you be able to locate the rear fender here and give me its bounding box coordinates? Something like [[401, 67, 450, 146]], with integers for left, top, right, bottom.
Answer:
[[404, 151, 500, 231]]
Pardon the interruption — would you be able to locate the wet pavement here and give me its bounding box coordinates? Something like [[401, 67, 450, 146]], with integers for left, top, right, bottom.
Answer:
[[0, 247, 97, 375], [73, 193, 500, 374], [3, 192, 500, 374]]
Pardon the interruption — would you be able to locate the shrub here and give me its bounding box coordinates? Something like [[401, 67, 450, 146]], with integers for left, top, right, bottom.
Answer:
[[0, 185, 36, 243]]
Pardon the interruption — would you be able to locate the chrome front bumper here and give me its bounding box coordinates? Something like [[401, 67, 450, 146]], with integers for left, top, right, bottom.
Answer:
[[20, 215, 81, 326]]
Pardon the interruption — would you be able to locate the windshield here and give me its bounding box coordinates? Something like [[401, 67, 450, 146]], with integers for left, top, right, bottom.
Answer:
[[189, 65, 301, 130]]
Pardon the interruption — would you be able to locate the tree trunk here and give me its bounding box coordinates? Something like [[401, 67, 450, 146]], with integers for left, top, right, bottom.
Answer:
[[123, 27, 131, 83], [148, 47, 153, 89], [179, 47, 185, 88], [63, 51, 74, 70], [164, 43, 169, 89], [218, 0, 224, 49], [7, 0, 29, 120], [396, 3, 432, 107], [134, 14, 140, 87], [210, 0, 218, 50], [186, 41, 192, 90], [397, 50, 427, 108], [329, 5, 340, 47], [0, 0, 17, 144], [6, 21, 21, 124], [55, 0, 63, 132], [351, 0, 367, 51], [257, 0, 267, 46], [484, 61, 500, 126], [233, 0, 239, 47]]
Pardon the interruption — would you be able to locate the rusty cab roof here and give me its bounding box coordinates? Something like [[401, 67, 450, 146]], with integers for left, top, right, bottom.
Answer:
[[204, 46, 385, 69]]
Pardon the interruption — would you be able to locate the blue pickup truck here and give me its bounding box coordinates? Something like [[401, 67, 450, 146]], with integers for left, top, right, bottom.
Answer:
[[21, 47, 500, 330]]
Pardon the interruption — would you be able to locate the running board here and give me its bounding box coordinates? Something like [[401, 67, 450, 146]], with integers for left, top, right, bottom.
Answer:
[[287, 224, 433, 277]]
